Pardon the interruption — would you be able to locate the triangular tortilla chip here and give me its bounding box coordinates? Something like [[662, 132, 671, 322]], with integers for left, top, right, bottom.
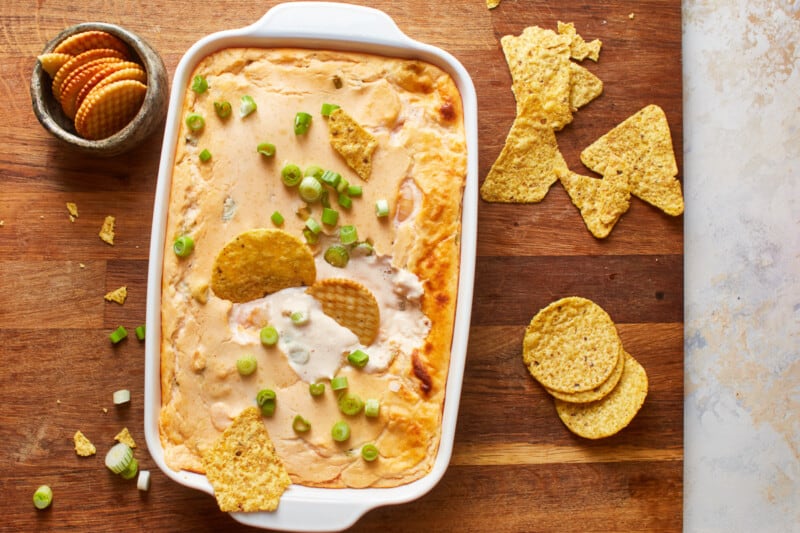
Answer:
[[202, 407, 291, 512], [569, 62, 603, 111], [559, 160, 631, 238], [580, 105, 683, 215], [327, 108, 378, 180]]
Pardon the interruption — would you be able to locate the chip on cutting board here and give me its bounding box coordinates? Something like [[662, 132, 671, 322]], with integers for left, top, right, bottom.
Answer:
[[202, 407, 291, 512], [327, 107, 378, 181], [73, 430, 96, 457], [545, 347, 627, 403], [568, 62, 603, 111], [557, 21, 602, 62], [580, 104, 683, 216], [559, 160, 631, 239], [480, 115, 569, 203], [523, 296, 622, 393], [211, 228, 316, 303], [307, 278, 380, 345], [555, 351, 649, 439]]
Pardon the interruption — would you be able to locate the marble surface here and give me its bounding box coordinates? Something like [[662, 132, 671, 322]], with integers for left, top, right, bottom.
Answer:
[[683, 0, 799, 531]]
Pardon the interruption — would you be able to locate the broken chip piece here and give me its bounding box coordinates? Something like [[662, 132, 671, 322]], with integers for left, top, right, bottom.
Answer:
[[202, 406, 291, 512], [73, 430, 96, 457], [114, 427, 136, 449], [559, 160, 631, 239], [104, 286, 128, 304], [557, 21, 602, 62], [327, 107, 378, 181], [211, 228, 316, 303], [99, 215, 115, 245], [580, 104, 683, 216]]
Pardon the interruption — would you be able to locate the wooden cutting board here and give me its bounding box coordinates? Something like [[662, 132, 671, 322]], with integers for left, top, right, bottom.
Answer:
[[0, 0, 682, 530]]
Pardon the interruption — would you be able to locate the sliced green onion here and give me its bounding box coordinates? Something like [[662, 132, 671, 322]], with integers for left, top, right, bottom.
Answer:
[[320, 170, 341, 188], [261, 401, 276, 416], [256, 388, 276, 406], [270, 211, 284, 226], [338, 193, 352, 209], [304, 165, 324, 179], [257, 142, 276, 157], [347, 349, 369, 368], [303, 228, 319, 245], [335, 177, 350, 194], [339, 224, 358, 245], [353, 242, 374, 256], [109, 326, 127, 344], [191, 75, 208, 94], [305, 217, 322, 236], [281, 163, 303, 186], [260, 325, 279, 346], [137, 470, 151, 491], [112, 389, 131, 405], [239, 95, 257, 117], [331, 420, 350, 442], [320, 102, 340, 116], [135, 325, 146, 340], [292, 415, 311, 433], [290, 310, 310, 325], [185, 113, 205, 131], [105, 442, 134, 474], [294, 111, 312, 134], [323, 244, 349, 268], [347, 184, 363, 197], [33, 485, 53, 510], [173, 235, 195, 257], [337, 392, 364, 416], [236, 354, 257, 376], [309, 382, 325, 396], [321, 207, 339, 226], [199, 148, 212, 162], [120, 457, 139, 480], [331, 375, 348, 391], [213, 100, 232, 119], [375, 198, 390, 217], [299, 176, 323, 202], [361, 443, 379, 462], [364, 398, 380, 418], [320, 190, 331, 208]]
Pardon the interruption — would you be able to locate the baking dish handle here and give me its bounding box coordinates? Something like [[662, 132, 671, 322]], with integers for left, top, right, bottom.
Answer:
[[244, 2, 411, 46]]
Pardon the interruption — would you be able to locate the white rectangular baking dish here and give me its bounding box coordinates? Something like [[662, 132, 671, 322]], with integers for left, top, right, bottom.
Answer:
[[144, 2, 477, 531]]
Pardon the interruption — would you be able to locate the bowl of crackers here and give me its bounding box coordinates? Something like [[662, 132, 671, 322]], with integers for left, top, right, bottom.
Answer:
[[30, 22, 168, 157]]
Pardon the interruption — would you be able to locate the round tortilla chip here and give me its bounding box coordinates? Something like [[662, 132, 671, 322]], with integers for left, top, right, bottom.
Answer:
[[545, 347, 627, 403], [554, 352, 648, 439], [211, 229, 316, 303], [523, 296, 621, 393]]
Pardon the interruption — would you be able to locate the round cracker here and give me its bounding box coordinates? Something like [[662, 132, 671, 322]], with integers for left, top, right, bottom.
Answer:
[[58, 58, 124, 119], [307, 278, 380, 345], [74, 79, 146, 140], [554, 352, 648, 439], [74, 63, 145, 114], [522, 296, 621, 393], [545, 347, 627, 403], [53, 30, 130, 57], [51, 48, 126, 100], [211, 229, 316, 303]]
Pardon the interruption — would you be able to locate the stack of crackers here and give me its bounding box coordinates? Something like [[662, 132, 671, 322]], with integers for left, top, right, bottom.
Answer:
[[522, 297, 648, 439], [38, 30, 147, 140]]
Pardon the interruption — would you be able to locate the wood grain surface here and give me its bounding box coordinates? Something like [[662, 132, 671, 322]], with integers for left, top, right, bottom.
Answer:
[[0, 1, 683, 531]]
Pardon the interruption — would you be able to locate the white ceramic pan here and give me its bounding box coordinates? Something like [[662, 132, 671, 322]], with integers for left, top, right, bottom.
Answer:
[[144, 3, 477, 530]]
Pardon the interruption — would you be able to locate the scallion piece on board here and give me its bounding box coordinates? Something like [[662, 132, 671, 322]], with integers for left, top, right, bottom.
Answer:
[[105, 442, 134, 474], [112, 389, 131, 405], [137, 470, 151, 491], [109, 326, 127, 344], [33, 485, 53, 510], [135, 325, 146, 341]]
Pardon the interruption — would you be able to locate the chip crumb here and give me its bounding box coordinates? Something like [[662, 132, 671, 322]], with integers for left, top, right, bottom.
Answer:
[[202, 406, 291, 512], [0, 220, 4, 227], [99, 215, 115, 245], [629, 12, 635, 19], [486, 0, 501, 8], [104, 286, 127, 304], [73, 430, 96, 456], [66, 202, 79, 222], [102, 407, 108, 414], [114, 427, 136, 448], [79, 263, 86, 269]]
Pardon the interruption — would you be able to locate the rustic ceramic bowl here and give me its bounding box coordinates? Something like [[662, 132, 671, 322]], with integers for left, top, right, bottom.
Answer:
[[30, 22, 168, 157]]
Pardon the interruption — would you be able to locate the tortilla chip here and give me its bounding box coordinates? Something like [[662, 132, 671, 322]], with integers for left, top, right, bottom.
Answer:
[[104, 286, 127, 304], [523, 296, 622, 393], [202, 406, 291, 512], [327, 107, 378, 181], [557, 21, 602, 62], [569, 62, 603, 111], [486, 0, 501, 8], [66, 202, 79, 222], [559, 161, 631, 238], [73, 430, 96, 457], [580, 104, 683, 215], [546, 347, 627, 403], [480, 115, 568, 203], [500, 26, 574, 130], [211, 228, 316, 303], [555, 351, 648, 438], [114, 427, 136, 448], [99, 215, 115, 245]]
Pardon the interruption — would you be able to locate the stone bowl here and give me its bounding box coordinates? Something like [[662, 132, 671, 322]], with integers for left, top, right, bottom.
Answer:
[[30, 22, 168, 157]]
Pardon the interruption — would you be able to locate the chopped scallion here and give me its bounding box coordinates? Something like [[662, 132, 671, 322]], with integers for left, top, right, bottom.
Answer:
[[292, 415, 311, 433], [320, 102, 340, 116], [321, 207, 339, 226], [33, 485, 53, 510], [105, 442, 134, 474], [347, 349, 369, 368], [199, 148, 212, 162], [281, 163, 303, 187], [173, 235, 195, 257], [361, 443, 379, 462], [256, 388, 276, 406], [185, 113, 205, 131], [260, 325, 279, 346], [347, 184, 362, 197], [331, 420, 350, 442], [236, 354, 257, 376], [339, 224, 358, 245], [305, 217, 322, 235], [112, 389, 131, 405], [304, 165, 324, 179], [309, 382, 325, 396], [320, 170, 341, 188], [270, 211, 284, 226], [303, 228, 319, 245], [294, 111, 312, 134], [135, 325, 146, 341], [375, 198, 390, 217], [336, 177, 350, 194], [337, 193, 352, 209], [109, 326, 127, 344], [120, 457, 139, 480], [137, 470, 151, 491], [191, 75, 208, 94], [330, 375, 348, 391], [364, 398, 380, 418], [290, 310, 310, 325], [239, 95, 257, 117], [257, 142, 276, 157], [323, 244, 349, 268], [213, 100, 232, 119], [299, 176, 323, 202], [337, 392, 364, 416]]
